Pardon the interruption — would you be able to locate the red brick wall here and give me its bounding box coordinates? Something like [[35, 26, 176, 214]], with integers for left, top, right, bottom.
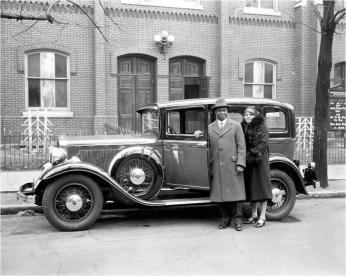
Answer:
[[1, 0, 344, 137]]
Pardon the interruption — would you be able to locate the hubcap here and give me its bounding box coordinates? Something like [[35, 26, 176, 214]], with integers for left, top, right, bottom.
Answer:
[[130, 168, 146, 185], [54, 184, 93, 222], [66, 194, 83, 211], [271, 188, 284, 204]]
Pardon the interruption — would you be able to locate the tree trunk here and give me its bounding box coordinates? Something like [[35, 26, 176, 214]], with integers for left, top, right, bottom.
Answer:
[[313, 1, 336, 188]]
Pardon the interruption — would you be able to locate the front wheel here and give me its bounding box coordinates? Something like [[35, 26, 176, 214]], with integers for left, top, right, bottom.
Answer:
[[266, 169, 296, 220], [42, 174, 103, 231]]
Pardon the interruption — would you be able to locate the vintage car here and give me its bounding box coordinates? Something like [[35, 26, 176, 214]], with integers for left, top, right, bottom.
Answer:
[[17, 97, 317, 231]]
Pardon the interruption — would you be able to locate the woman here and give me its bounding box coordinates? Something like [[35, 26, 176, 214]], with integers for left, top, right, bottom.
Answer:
[[241, 106, 272, 228]]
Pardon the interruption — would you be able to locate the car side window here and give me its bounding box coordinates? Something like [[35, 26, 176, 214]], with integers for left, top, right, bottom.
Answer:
[[166, 107, 205, 138], [262, 106, 288, 137]]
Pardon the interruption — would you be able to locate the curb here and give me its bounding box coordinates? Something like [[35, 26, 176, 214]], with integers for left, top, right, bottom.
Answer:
[[297, 191, 346, 199], [1, 191, 345, 215]]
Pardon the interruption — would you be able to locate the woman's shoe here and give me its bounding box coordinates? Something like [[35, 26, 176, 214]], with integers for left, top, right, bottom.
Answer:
[[243, 216, 258, 224], [255, 218, 266, 228]]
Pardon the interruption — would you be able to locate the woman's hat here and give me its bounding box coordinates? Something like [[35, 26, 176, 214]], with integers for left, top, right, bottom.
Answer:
[[211, 97, 231, 111], [244, 106, 257, 115]]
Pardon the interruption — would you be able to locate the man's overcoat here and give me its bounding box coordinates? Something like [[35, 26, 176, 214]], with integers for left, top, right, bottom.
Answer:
[[208, 119, 246, 202]]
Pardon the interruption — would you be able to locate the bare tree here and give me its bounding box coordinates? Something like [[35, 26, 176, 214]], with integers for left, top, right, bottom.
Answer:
[[313, 0, 345, 188], [0, 0, 120, 41]]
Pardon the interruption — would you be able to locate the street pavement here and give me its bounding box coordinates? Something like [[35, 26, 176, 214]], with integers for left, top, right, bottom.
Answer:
[[1, 198, 345, 275], [0, 164, 345, 215]]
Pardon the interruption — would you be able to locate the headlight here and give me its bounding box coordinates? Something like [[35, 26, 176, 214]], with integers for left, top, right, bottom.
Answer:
[[49, 146, 67, 165]]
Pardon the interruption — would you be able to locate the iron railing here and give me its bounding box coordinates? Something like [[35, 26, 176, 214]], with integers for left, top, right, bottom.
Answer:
[[1, 132, 345, 170]]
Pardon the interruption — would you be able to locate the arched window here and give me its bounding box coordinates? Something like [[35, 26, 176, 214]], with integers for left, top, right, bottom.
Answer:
[[25, 51, 70, 110], [244, 60, 276, 99]]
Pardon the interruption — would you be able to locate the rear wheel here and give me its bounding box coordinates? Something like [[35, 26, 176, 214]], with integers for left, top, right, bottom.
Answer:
[[42, 174, 103, 231], [266, 169, 296, 220]]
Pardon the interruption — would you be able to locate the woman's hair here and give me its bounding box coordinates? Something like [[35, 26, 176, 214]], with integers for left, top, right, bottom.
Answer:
[[244, 106, 258, 115]]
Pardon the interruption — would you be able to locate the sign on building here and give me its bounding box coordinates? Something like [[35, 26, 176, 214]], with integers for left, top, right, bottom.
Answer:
[[329, 91, 345, 131]]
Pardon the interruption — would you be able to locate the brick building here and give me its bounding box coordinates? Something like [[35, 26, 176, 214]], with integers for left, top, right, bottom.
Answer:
[[1, 0, 345, 136]]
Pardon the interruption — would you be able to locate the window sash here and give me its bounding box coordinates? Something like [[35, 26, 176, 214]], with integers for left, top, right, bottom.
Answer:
[[245, 0, 275, 10], [244, 61, 276, 99], [25, 52, 70, 110]]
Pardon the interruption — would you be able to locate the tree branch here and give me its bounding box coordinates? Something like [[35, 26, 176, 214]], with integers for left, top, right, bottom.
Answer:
[[1, 12, 53, 22], [333, 8, 346, 24], [98, 0, 121, 30], [66, 0, 108, 42], [313, 4, 323, 22]]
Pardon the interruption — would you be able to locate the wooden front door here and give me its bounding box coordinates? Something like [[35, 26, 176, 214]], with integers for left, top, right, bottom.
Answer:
[[169, 57, 208, 100], [118, 56, 155, 131]]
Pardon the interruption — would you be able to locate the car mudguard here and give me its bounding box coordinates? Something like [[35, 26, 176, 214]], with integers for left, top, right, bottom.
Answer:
[[107, 146, 164, 177], [269, 153, 308, 195], [34, 161, 164, 207]]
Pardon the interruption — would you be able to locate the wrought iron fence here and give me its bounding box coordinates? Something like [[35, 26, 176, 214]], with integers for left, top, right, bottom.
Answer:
[[1, 133, 58, 170], [294, 136, 345, 164], [1, 129, 344, 171]]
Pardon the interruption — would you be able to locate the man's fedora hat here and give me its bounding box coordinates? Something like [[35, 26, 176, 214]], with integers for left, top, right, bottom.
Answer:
[[211, 97, 231, 111]]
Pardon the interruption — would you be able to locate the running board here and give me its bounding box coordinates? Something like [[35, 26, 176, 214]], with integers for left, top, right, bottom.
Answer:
[[152, 197, 211, 206]]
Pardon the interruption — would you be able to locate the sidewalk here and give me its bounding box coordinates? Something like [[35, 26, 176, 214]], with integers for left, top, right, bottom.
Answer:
[[1, 165, 345, 215]]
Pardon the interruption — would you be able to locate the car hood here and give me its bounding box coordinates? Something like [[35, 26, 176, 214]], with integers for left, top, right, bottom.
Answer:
[[58, 132, 157, 147]]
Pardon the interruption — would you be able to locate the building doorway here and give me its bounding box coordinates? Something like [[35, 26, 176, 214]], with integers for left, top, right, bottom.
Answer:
[[118, 55, 156, 131], [169, 57, 208, 101]]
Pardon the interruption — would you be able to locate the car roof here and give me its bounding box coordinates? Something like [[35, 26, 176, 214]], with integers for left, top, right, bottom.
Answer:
[[137, 97, 294, 112]]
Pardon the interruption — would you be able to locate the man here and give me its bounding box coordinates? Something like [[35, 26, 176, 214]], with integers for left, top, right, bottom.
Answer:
[[208, 97, 246, 231]]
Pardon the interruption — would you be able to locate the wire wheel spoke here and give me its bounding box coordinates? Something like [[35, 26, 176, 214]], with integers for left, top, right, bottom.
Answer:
[[54, 184, 93, 222], [268, 179, 289, 212], [117, 157, 155, 196]]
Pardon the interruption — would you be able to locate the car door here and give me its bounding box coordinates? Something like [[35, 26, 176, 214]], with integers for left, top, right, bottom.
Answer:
[[163, 106, 209, 190]]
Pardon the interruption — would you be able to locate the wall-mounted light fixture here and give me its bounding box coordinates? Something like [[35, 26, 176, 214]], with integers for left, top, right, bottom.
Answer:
[[154, 31, 174, 56]]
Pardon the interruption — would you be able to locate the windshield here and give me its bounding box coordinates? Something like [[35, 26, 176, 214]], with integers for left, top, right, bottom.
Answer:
[[141, 110, 159, 134]]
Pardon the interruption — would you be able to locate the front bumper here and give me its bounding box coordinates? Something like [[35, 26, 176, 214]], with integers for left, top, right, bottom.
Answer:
[[16, 182, 36, 203]]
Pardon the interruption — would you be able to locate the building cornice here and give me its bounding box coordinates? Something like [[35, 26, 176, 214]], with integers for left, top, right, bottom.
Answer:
[[106, 7, 218, 24], [229, 16, 295, 29]]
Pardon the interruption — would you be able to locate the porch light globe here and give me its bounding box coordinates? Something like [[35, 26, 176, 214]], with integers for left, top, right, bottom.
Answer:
[[160, 31, 168, 39], [167, 35, 175, 43], [154, 34, 161, 43]]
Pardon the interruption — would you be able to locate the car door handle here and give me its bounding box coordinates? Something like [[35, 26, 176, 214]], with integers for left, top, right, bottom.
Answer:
[[195, 141, 207, 147]]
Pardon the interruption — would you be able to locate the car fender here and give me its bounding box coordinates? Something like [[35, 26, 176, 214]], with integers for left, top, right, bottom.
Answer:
[[35, 161, 164, 207], [269, 154, 308, 195], [107, 146, 164, 177]]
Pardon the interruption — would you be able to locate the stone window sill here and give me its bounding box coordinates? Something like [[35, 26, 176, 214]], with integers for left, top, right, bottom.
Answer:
[[243, 7, 281, 16], [22, 110, 74, 118]]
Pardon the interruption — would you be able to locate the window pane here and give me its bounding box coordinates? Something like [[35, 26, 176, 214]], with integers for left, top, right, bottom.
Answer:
[[167, 111, 181, 134], [41, 52, 55, 78], [28, 54, 40, 77], [245, 63, 253, 83], [253, 85, 264, 98], [55, 54, 67, 78], [28, 79, 40, 107], [261, 0, 273, 9], [264, 85, 272, 98], [55, 80, 67, 107], [265, 63, 273, 83], [244, 84, 253, 97], [245, 0, 258, 8], [265, 110, 286, 132], [185, 109, 205, 134], [41, 80, 54, 108], [254, 62, 264, 83]]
